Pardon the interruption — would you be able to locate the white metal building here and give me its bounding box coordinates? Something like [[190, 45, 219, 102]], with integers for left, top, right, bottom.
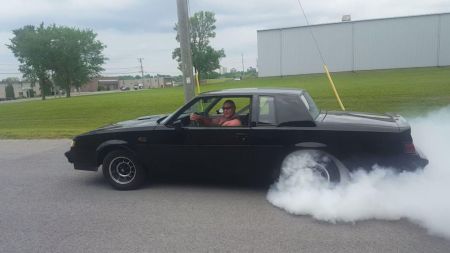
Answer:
[[257, 13, 450, 77], [0, 82, 40, 100]]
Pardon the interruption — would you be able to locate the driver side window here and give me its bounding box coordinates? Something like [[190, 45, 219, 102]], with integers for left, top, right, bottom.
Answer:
[[208, 97, 251, 117], [172, 96, 252, 127], [183, 97, 215, 115], [171, 97, 218, 126]]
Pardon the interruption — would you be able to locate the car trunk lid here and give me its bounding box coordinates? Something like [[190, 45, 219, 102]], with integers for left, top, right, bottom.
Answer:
[[319, 111, 410, 132]]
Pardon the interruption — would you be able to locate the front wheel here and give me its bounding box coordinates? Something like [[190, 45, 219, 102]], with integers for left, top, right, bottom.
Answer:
[[102, 150, 146, 190]]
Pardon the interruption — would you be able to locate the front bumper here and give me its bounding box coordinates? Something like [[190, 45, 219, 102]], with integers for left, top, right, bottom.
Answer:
[[65, 150, 74, 163], [65, 149, 98, 171]]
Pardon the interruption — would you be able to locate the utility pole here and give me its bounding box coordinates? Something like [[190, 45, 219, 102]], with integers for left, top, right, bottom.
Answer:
[[138, 58, 144, 79], [176, 0, 195, 102], [241, 53, 245, 79]]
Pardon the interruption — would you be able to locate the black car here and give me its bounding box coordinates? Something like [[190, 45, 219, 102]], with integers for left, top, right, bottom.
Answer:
[[65, 88, 428, 190]]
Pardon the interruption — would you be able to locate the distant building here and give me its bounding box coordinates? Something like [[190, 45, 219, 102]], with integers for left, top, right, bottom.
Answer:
[[81, 78, 120, 92], [81, 76, 174, 92], [0, 81, 40, 100], [221, 67, 228, 74], [0, 76, 176, 100], [120, 76, 174, 89], [257, 13, 450, 77]]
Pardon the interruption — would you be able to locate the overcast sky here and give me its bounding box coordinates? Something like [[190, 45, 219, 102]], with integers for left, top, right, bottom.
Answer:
[[0, 0, 449, 80]]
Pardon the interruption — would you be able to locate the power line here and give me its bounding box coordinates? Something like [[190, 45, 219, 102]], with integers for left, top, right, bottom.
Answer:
[[100, 71, 142, 75], [241, 53, 245, 76], [102, 66, 141, 70], [295, 0, 327, 66]]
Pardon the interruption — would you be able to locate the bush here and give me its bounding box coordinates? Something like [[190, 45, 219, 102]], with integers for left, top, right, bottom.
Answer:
[[5, 84, 15, 100], [27, 89, 35, 98], [205, 71, 220, 79]]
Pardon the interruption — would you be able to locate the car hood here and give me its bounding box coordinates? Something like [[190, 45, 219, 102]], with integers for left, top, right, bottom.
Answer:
[[90, 114, 167, 133], [318, 111, 409, 132]]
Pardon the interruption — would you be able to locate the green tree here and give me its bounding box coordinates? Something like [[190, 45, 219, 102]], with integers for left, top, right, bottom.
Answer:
[[46, 25, 106, 97], [8, 24, 106, 98], [8, 24, 53, 100], [172, 11, 225, 80]]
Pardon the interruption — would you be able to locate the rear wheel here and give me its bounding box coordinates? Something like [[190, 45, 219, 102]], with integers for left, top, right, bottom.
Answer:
[[102, 150, 146, 190], [279, 150, 341, 183]]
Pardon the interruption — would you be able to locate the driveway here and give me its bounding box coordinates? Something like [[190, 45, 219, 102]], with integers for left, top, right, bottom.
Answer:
[[0, 140, 449, 253]]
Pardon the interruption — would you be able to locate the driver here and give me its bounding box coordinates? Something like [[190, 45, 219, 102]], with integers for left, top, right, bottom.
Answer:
[[190, 100, 242, 127]]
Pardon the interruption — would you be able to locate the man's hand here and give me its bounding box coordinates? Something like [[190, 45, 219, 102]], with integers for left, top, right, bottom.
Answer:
[[190, 113, 202, 121]]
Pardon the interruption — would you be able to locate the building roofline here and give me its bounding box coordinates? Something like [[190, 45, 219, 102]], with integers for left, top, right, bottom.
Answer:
[[257, 12, 450, 32], [200, 88, 304, 96]]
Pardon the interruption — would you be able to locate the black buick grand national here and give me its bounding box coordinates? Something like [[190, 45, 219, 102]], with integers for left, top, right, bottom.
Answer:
[[65, 88, 428, 190]]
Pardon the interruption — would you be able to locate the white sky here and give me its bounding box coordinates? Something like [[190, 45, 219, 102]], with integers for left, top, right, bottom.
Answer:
[[0, 0, 449, 79]]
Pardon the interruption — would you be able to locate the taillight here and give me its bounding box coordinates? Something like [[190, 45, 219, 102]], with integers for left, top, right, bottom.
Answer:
[[404, 143, 416, 154]]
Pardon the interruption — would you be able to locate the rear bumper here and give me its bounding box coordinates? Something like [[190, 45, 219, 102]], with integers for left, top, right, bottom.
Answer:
[[376, 150, 428, 171], [65, 149, 98, 171], [343, 150, 428, 172], [404, 148, 428, 170]]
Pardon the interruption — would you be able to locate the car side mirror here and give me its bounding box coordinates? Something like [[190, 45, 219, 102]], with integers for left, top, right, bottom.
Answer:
[[172, 121, 183, 131]]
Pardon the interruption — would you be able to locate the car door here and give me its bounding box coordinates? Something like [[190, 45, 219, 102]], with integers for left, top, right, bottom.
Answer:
[[177, 96, 254, 176], [149, 96, 254, 178], [180, 125, 252, 176]]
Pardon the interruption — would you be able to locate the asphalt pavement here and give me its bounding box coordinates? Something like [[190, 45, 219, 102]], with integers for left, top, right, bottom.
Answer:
[[0, 140, 449, 253]]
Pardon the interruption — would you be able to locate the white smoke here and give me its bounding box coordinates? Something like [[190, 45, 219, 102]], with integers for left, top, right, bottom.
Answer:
[[267, 106, 450, 239]]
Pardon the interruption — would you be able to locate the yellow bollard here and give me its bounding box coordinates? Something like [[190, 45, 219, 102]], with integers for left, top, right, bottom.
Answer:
[[195, 71, 201, 95], [323, 65, 345, 111]]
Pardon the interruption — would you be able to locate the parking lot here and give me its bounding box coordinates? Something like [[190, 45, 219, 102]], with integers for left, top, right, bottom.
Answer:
[[1, 140, 449, 253]]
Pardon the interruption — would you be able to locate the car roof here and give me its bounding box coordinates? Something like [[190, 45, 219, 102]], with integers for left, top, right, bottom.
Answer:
[[200, 88, 304, 96]]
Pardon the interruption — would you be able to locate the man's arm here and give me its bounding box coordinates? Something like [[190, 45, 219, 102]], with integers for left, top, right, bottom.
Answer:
[[221, 118, 242, 127], [190, 113, 219, 126]]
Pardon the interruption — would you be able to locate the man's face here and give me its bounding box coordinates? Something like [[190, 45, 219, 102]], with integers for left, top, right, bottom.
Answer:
[[222, 102, 235, 118]]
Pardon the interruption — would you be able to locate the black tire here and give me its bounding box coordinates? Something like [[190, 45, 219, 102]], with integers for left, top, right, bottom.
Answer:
[[102, 149, 146, 190], [280, 150, 341, 183]]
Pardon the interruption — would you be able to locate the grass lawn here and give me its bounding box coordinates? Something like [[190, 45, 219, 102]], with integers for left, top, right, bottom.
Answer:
[[0, 66, 449, 139]]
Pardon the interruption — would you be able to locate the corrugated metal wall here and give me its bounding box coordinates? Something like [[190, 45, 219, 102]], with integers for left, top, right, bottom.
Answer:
[[257, 13, 450, 77], [440, 14, 450, 66]]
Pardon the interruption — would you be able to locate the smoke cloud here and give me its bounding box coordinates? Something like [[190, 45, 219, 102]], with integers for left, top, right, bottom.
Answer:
[[267, 106, 450, 239]]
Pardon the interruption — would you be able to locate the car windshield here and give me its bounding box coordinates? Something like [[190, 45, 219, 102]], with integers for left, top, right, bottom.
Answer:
[[300, 92, 320, 119]]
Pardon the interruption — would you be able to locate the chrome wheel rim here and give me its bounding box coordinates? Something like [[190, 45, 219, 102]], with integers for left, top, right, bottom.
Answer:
[[311, 163, 331, 182], [109, 156, 136, 185]]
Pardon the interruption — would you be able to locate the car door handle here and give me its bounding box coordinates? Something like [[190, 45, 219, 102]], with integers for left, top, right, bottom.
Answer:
[[235, 133, 248, 141]]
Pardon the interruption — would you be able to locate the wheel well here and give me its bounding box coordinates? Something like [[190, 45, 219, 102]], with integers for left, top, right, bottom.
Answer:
[[97, 145, 133, 166]]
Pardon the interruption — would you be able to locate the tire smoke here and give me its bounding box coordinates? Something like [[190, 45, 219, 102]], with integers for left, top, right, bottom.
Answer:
[[267, 106, 450, 239]]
